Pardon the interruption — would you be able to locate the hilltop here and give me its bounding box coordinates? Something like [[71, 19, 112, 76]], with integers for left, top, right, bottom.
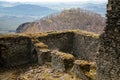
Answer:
[[0, 30, 98, 80], [0, 1, 106, 33], [0, 3, 57, 33], [16, 8, 105, 34]]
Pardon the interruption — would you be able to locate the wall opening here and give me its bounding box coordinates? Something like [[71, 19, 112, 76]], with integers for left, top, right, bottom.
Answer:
[[31, 49, 38, 63]]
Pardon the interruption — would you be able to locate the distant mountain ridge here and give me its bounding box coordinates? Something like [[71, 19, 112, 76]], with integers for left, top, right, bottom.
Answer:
[[0, 1, 106, 33], [0, 4, 56, 16], [16, 8, 105, 34], [35, 2, 106, 16], [0, 15, 37, 33], [0, 2, 57, 33], [80, 3, 106, 16]]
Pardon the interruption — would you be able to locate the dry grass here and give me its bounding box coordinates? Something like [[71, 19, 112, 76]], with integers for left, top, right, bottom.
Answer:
[[74, 60, 96, 80], [0, 30, 99, 39], [0, 63, 83, 80], [73, 30, 99, 39], [52, 50, 75, 60], [34, 42, 48, 49], [0, 33, 28, 38], [85, 68, 96, 80], [0, 60, 96, 80], [74, 60, 90, 66], [0, 30, 97, 80]]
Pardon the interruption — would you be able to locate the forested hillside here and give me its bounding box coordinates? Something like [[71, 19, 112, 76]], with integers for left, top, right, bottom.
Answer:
[[16, 8, 105, 34]]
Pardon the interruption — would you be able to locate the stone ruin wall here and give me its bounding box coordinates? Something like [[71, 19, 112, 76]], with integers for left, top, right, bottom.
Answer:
[[97, 0, 120, 80], [0, 31, 98, 68], [37, 31, 99, 61], [1, 0, 120, 79], [0, 36, 35, 67], [73, 33, 98, 61], [37, 32, 74, 53]]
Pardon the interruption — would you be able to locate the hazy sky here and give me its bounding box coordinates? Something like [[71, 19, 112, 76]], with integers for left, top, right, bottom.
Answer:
[[0, 0, 107, 3]]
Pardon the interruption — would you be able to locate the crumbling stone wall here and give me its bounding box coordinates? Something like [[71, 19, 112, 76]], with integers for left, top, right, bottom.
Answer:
[[97, 0, 120, 80], [38, 32, 74, 53], [0, 30, 99, 68], [38, 31, 99, 61], [0, 36, 34, 67], [51, 50, 75, 72], [73, 32, 99, 61]]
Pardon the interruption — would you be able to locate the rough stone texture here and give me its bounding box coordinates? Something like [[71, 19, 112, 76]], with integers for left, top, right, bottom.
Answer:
[[51, 50, 75, 72], [0, 36, 34, 67], [72, 60, 91, 80], [36, 49, 51, 65], [0, 30, 98, 67], [38, 31, 99, 61], [0, 44, 7, 67], [97, 0, 120, 80], [38, 32, 74, 53], [32, 38, 51, 65], [73, 32, 99, 61]]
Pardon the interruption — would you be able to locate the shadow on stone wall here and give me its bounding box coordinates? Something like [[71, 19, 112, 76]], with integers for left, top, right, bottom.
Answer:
[[0, 30, 99, 68]]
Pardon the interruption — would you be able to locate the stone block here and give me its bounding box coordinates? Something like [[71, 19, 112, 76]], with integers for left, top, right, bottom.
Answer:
[[72, 60, 91, 80], [36, 49, 51, 65], [51, 50, 75, 72], [0, 36, 33, 67]]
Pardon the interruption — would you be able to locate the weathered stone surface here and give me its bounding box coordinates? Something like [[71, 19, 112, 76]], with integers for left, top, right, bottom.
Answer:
[[32, 39, 51, 65], [73, 32, 99, 61], [51, 50, 75, 72], [36, 49, 51, 65], [0, 30, 99, 68], [0, 36, 34, 67], [0, 44, 6, 67], [38, 31, 99, 61], [72, 60, 91, 80], [97, 0, 120, 80], [38, 32, 74, 53]]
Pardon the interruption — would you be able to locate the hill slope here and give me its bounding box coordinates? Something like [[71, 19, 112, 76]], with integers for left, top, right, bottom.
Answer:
[[0, 16, 37, 33], [16, 8, 105, 34], [0, 3, 57, 33]]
